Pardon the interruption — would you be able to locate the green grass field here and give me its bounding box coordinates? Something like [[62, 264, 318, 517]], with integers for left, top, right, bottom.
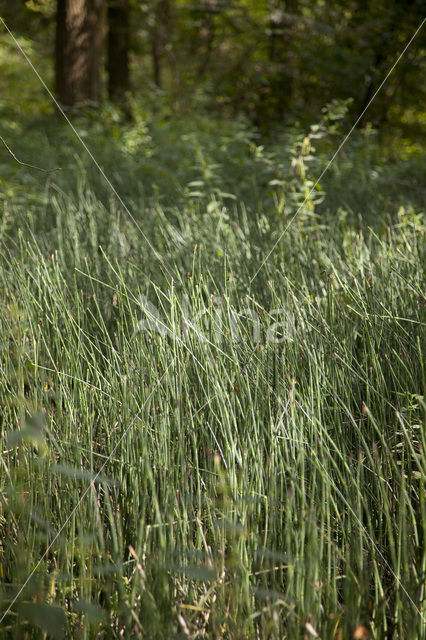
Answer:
[[0, 108, 425, 639]]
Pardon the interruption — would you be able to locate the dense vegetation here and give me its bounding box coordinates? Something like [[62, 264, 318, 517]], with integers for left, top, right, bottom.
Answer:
[[0, 4, 425, 640]]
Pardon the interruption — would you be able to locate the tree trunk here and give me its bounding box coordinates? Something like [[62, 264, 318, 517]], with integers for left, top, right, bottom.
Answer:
[[151, 0, 170, 88], [55, 0, 106, 107], [107, 0, 129, 102], [152, 32, 162, 88]]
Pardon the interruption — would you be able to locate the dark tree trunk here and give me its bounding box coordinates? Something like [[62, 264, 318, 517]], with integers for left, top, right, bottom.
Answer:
[[151, 0, 170, 88], [152, 32, 162, 88], [55, 0, 106, 107], [107, 0, 129, 102]]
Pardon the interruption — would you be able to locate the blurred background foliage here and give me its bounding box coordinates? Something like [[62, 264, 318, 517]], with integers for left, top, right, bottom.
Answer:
[[0, 0, 424, 146], [0, 0, 425, 232]]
